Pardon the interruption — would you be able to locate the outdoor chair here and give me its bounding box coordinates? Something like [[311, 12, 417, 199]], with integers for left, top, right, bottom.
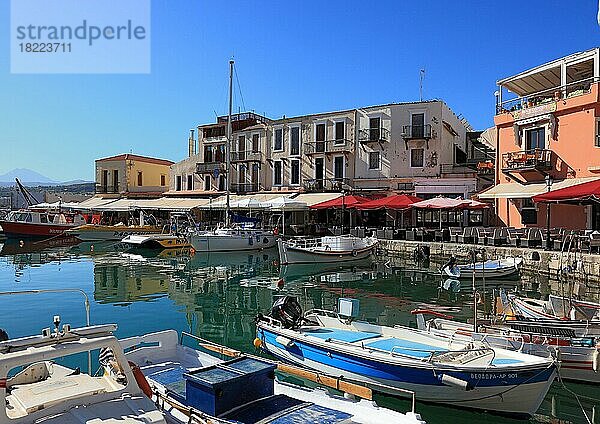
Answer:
[[406, 229, 416, 241], [590, 231, 600, 254], [357, 227, 366, 238], [491, 227, 508, 246], [376, 229, 386, 239], [521, 228, 542, 248], [448, 227, 462, 243], [506, 228, 525, 247], [474, 227, 493, 245], [350, 228, 358, 237], [456, 227, 475, 244]]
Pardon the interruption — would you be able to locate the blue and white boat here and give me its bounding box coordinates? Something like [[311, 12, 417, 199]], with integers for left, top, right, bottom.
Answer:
[[255, 297, 557, 417], [442, 257, 522, 279], [122, 330, 425, 424]]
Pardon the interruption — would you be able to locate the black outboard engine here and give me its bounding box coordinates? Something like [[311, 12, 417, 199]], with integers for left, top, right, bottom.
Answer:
[[271, 296, 303, 329]]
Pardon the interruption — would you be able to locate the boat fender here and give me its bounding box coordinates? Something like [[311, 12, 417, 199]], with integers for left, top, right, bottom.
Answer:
[[593, 349, 600, 373], [351, 249, 358, 257], [439, 374, 472, 391], [128, 361, 153, 398], [253, 338, 262, 348], [275, 335, 295, 348], [273, 227, 279, 236]]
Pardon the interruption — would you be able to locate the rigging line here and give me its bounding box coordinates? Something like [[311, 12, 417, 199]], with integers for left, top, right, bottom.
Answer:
[[234, 66, 246, 113]]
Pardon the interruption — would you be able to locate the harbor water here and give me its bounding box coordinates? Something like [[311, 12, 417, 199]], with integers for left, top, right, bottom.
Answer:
[[0, 241, 599, 424]]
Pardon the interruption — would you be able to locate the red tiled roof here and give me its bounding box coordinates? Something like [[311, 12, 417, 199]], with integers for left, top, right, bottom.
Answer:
[[96, 153, 174, 166]]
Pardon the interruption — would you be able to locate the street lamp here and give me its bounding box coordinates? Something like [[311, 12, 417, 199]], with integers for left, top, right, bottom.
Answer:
[[545, 175, 553, 250]]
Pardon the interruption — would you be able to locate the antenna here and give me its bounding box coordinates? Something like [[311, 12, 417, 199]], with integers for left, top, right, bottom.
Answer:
[[419, 69, 425, 102]]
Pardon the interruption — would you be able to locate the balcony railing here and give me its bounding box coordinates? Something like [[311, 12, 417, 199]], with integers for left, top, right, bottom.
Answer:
[[303, 178, 352, 192], [402, 125, 432, 140], [501, 149, 552, 172], [95, 184, 120, 194], [196, 161, 226, 174], [304, 139, 354, 155], [358, 128, 390, 143], [496, 77, 598, 115], [232, 183, 262, 193], [231, 151, 264, 162]]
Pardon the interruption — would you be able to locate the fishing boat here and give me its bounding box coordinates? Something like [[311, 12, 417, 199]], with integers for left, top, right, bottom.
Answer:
[[277, 236, 378, 265], [66, 223, 161, 241], [255, 297, 557, 417], [0, 209, 86, 239], [412, 309, 600, 384], [441, 257, 522, 279], [189, 224, 276, 252], [121, 330, 425, 424], [0, 319, 165, 423]]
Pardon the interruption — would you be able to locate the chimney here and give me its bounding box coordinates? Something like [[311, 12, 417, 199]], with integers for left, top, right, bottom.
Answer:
[[188, 129, 196, 157]]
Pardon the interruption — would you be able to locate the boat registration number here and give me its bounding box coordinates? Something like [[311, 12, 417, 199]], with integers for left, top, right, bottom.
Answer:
[[470, 373, 518, 380]]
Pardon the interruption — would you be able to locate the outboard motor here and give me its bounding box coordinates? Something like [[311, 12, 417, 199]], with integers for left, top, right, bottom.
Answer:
[[270, 296, 303, 329]]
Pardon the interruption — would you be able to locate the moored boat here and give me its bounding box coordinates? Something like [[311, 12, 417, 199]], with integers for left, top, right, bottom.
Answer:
[[256, 297, 557, 417], [442, 257, 522, 279], [189, 225, 276, 252], [121, 330, 425, 424], [121, 233, 191, 249], [0, 209, 86, 239], [278, 235, 378, 265], [66, 223, 162, 241]]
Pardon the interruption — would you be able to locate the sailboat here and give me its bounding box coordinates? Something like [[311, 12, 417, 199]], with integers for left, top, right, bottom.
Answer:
[[189, 60, 276, 253]]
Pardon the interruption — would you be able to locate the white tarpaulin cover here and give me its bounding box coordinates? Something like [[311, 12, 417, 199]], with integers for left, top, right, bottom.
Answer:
[[478, 177, 600, 199]]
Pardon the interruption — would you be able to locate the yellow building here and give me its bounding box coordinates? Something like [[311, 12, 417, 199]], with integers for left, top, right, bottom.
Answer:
[[95, 153, 174, 198]]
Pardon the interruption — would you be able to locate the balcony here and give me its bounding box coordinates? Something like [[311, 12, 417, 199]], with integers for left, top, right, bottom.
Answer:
[[304, 139, 354, 155], [232, 183, 262, 193], [303, 178, 352, 192], [501, 149, 555, 183], [231, 151, 264, 162], [358, 128, 390, 143], [196, 161, 225, 174], [95, 184, 120, 194], [401, 125, 432, 140]]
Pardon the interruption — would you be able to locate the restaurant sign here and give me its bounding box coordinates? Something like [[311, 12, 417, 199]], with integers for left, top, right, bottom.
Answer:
[[511, 101, 557, 120]]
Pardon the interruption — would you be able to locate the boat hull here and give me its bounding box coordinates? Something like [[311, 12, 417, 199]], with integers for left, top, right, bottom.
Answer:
[[278, 237, 377, 265], [257, 324, 556, 417], [0, 220, 74, 238], [66, 225, 161, 241], [190, 231, 276, 252]]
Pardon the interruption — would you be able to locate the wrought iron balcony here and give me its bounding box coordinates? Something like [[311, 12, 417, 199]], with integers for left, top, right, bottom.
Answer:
[[303, 178, 352, 192], [95, 184, 120, 194], [401, 125, 432, 140], [232, 183, 262, 193], [358, 128, 390, 143], [231, 151, 264, 162], [196, 161, 226, 174], [501, 149, 553, 173], [304, 139, 354, 155]]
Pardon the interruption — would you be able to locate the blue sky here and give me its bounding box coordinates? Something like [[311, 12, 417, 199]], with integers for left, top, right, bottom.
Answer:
[[1, 0, 599, 181]]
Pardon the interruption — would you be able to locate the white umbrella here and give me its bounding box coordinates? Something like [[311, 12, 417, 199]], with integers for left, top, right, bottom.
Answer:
[[266, 196, 307, 211]]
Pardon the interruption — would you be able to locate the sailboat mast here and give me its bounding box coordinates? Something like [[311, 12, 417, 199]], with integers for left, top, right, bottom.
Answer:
[[225, 59, 234, 226]]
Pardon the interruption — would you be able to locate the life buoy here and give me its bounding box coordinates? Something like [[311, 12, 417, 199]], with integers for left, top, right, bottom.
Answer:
[[128, 361, 152, 398], [273, 227, 279, 236], [351, 250, 358, 257]]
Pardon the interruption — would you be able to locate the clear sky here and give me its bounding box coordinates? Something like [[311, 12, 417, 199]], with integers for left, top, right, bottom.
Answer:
[[1, 0, 599, 181]]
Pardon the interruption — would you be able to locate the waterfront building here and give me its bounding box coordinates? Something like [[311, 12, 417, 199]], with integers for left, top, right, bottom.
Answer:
[[174, 102, 489, 199], [95, 153, 174, 198], [481, 48, 600, 230]]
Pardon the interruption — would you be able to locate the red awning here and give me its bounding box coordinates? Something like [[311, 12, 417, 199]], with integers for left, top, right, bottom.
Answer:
[[355, 194, 422, 210], [411, 197, 490, 210], [310, 195, 370, 209], [532, 179, 600, 203]]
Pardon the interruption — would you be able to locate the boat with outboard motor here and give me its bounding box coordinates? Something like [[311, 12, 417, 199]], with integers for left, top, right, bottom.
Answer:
[[278, 235, 378, 264], [255, 296, 557, 417], [507, 293, 600, 321], [121, 330, 425, 424], [0, 318, 165, 424], [441, 256, 522, 279], [412, 309, 600, 384]]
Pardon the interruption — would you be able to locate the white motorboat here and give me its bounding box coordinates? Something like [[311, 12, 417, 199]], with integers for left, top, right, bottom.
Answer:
[[189, 225, 276, 252], [0, 320, 165, 424], [121, 233, 191, 249], [66, 223, 161, 241], [278, 235, 378, 264], [442, 257, 522, 279], [256, 297, 556, 417], [121, 330, 425, 424]]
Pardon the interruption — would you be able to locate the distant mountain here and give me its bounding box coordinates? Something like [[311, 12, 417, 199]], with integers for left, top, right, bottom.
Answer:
[[0, 168, 57, 185], [60, 179, 94, 186]]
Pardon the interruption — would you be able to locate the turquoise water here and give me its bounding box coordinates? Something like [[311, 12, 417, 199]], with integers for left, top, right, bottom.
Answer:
[[0, 241, 598, 424]]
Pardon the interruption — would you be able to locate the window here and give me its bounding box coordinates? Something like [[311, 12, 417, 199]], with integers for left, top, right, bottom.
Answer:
[[238, 165, 246, 184], [113, 170, 119, 192], [274, 161, 283, 185], [274, 128, 283, 151], [238, 136, 246, 160], [218, 175, 226, 191], [204, 146, 213, 162], [335, 121, 345, 144], [290, 126, 300, 155], [187, 175, 193, 190], [315, 123, 326, 153], [101, 170, 108, 191], [334, 156, 344, 180], [215, 145, 225, 162], [160, 174, 166, 186], [252, 134, 260, 153], [137, 171, 143, 186], [290, 159, 300, 185], [411, 113, 425, 138], [176, 175, 182, 191], [369, 151, 380, 169], [315, 157, 324, 189], [411, 148, 424, 167], [251, 164, 259, 185], [204, 175, 211, 191], [521, 198, 537, 224], [525, 127, 545, 150], [369, 117, 380, 141]]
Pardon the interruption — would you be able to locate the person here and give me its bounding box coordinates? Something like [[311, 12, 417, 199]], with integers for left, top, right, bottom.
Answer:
[[0, 328, 8, 342]]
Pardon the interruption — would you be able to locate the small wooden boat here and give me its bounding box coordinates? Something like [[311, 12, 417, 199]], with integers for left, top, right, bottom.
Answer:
[[121, 330, 425, 424], [121, 233, 191, 249], [278, 236, 378, 265], [256, 297, 556, 417], [442, 257, 522, 279], [0, 321, 165, 423]]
